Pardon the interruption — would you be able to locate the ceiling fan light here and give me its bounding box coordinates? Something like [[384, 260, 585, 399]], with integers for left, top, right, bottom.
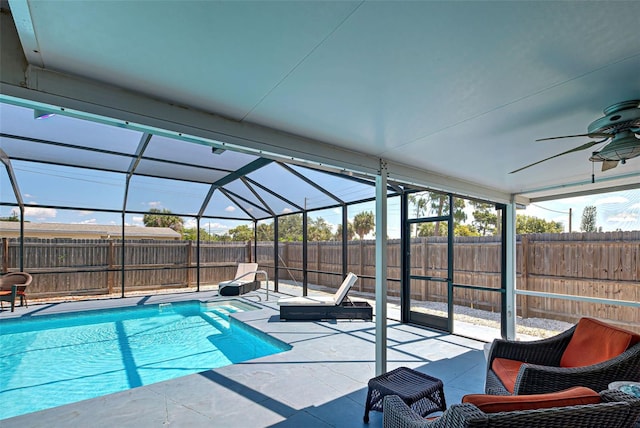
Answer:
[[33, 109, 56, 120], [592, 131, 640, 161]]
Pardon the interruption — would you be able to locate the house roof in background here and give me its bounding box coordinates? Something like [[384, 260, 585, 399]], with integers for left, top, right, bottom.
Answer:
[[0, 221, 181, 239]]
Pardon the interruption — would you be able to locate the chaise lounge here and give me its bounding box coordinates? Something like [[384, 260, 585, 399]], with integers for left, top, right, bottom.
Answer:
[[277, 272, 372, 321], [218, 263, 262, 296]]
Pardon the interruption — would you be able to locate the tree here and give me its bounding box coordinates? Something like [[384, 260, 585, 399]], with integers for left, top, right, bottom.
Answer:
[[455, 224, 480, 236], [417, 222, 435, 237], [0, 212, 20, 222], [516, 215, 563, 234], [228, 224, 254, 241], [182, 227, 213, 241], [353, 211, 375, 240], [428, 194, 466, 237], [256, 222, 274, 241], [471, 201, 498, 236], [334, 222, 355, 241], [278, 214, 303, 241], [142, 208, 183, 232], [409, 194, 429, 237], [581, 205, 597, 232], [308, 217, 333, 241]]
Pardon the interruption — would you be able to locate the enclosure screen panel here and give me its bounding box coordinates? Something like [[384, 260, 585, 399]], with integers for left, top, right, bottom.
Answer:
[[1, 135, 132, 172], [12, 161, 125, 210], [0, 103, 142, 154], [134, 159, 228, 183], [247, 163, 335, 210], [126, 175, 210, 216], [289, 164, 377, 202], [144, 135, 260, 171]]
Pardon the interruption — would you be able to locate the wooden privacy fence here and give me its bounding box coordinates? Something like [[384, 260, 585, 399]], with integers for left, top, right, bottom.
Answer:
[[1, 232, 638, 330], [0, 238, 251, 297]]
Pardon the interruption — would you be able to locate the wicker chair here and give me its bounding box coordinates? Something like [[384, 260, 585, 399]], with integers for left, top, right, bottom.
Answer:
[[485, 319, 640, 396], [0, 271, 32, 312], [382, 389, 640, 428]]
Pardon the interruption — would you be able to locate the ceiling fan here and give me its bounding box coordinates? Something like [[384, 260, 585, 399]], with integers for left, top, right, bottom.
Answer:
[[510, 99, 640, 174]]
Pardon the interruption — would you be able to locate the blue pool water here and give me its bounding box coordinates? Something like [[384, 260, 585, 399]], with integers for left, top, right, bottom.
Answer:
[[0, 300, 290, 420]]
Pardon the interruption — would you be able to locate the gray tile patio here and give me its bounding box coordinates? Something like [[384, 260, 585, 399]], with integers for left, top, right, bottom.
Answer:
[[0, 288, 488, 427]]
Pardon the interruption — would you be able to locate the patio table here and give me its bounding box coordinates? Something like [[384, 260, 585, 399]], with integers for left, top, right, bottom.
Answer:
[[363, 366, 446, 423]]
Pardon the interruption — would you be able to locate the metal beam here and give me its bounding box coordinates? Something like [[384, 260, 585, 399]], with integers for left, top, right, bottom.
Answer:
[[277, 162, 343, 205], [198, 158, 273, 217], [504, 202, 517, 340], [244, 177, 304, 211], [220, 188, 270, 218], [218, 188, 257, 221], [241, 177, 275, 216], [123, 133, 152, 211], [375, 159, 388, 376]]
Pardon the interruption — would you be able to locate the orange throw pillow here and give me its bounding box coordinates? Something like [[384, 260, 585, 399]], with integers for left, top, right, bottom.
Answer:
[[560, 318, 639, 368], [462, 386, 601, 413], [491, 358, 524, 394]]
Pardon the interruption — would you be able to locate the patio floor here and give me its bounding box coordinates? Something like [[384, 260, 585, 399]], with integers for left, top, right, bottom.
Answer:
[[0, 287, 488, 428]]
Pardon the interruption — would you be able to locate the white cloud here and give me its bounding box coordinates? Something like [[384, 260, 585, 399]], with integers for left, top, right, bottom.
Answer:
[[148, 201, 162, 208], [23, 193, 33, 198], [224, 206, 236, 212], [24, 206, 57, 219], [78, 210, 94, 216], [281, 208, 292, 214], [607, 213, 638, 223], [131, 216, 144, 225], [594, 196, 628, 206], [183, 218, 197, 229], [202, 222, 229, 234]]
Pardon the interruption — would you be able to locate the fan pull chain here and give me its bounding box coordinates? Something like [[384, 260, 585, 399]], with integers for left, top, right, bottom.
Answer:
[[591, 158, 595, 183]]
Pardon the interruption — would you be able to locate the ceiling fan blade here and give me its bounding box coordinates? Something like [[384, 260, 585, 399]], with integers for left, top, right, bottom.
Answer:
[[536, 133, 611, 142], [601, 160, 619, 171], [509, 140, 601, 174]]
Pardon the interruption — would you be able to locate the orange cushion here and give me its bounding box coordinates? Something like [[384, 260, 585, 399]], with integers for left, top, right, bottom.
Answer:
[[462, 386, 601, 413], [491, 358, 524, 394], [560, 317, 640, 368]]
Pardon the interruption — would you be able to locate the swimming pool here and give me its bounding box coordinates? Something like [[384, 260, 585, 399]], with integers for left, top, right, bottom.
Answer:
[[0, 300, 290, 420]]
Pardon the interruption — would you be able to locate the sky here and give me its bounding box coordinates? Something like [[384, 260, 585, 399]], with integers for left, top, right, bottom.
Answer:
[[3, 165, 638, 238], [2, 102, 638, 237], [522, 189, 640, 233]]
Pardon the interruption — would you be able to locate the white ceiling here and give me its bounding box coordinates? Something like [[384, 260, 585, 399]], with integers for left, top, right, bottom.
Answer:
[[3, 1, 640, 203]]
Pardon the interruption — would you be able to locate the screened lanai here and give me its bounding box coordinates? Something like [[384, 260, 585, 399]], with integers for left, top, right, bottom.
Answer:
[[2, 1, 640, 388], [1, 99, 413, 298]]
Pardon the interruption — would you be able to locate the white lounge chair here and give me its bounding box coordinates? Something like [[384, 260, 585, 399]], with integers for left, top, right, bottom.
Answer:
[[277, 272, 372, 320], [218, 263, 261, 296]]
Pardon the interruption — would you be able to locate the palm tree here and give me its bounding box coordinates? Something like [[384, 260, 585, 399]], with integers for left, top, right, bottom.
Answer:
[[353, 211, 374, 240]]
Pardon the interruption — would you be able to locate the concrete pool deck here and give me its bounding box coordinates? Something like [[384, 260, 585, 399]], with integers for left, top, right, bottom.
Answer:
[[0, 287, 487, 427]]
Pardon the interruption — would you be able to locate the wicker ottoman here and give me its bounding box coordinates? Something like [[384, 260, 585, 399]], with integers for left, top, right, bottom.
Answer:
[[363, 366, 446, 423]]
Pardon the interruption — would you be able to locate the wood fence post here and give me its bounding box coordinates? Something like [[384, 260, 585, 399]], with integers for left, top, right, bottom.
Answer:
[[247, 240, 252, 263], [186, 241, 193, 287], [359, 240, 364, 292], [2, 238, 8, 273], [520, 235, 529, 318], [421, 238, 427, 301], [316, 241, 321, 285], [107, 240, 114, 294]]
